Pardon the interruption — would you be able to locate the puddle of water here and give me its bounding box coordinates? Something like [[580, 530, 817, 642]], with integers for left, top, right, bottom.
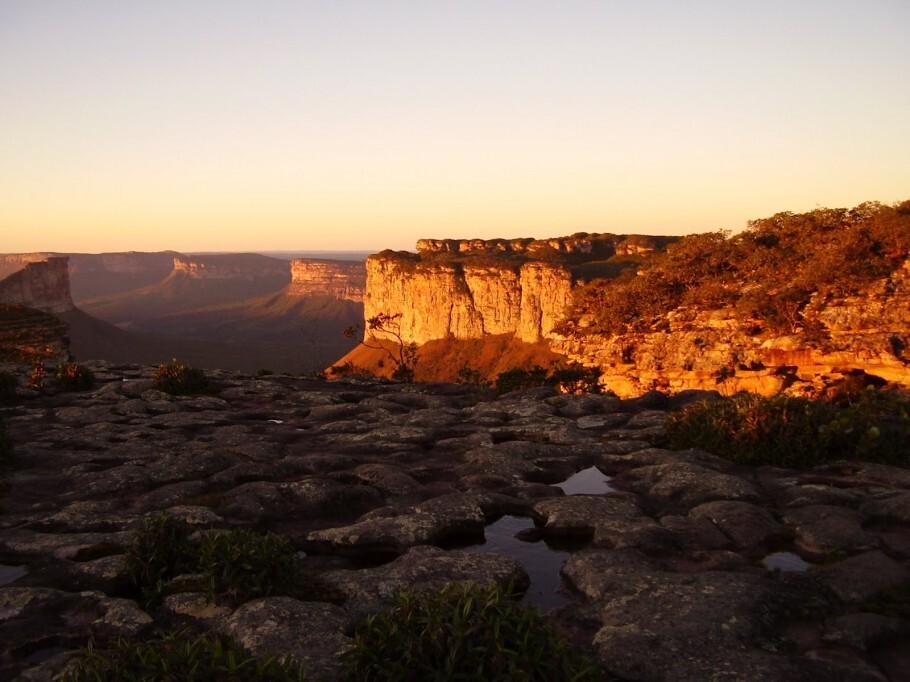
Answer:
[[0, 564, 28, 586], [465, 515, 572, 612], [555, 466, 614, 495], [762, 551, 811, 572]]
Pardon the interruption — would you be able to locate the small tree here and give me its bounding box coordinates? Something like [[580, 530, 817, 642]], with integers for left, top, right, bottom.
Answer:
[[343, 312, 418, 382]]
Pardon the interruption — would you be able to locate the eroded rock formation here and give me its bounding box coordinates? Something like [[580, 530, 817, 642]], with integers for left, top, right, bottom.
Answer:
[[287, 260, 365, 302], [1, 367, 907, 680], [0, 257, 74, 314], [0, 253, 57, 281], [172, 254, 290, 281], [555, 258, 910, 397], [363, 256, 573, 344]]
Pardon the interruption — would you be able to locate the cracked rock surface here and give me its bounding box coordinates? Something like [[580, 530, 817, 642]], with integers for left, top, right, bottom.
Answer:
[[1, 364, 908, 680]]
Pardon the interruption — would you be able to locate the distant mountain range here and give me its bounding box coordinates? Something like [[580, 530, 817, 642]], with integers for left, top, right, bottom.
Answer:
[[0, 250, 366, 374]]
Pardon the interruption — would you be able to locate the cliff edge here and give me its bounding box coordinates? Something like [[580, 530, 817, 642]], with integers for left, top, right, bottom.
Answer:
[[0, 257, 74, 314]]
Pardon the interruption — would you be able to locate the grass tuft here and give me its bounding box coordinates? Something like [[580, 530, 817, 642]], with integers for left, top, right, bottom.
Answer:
[[64, 630, 308, 681], [344, 582, 602, 681]]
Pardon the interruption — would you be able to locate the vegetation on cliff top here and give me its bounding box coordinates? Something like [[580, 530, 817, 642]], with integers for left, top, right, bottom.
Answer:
[[373, 233, 676, 274], [0, 304, 69, 363], [562, 200, 910, 337]]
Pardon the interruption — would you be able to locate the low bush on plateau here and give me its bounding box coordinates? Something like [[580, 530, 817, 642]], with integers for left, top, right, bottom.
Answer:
[[53, 362, 96, 391], [344, 582, 601, 681], [666, 388, 910, 468], [199, 528, 299, 605], [125, 513, 197, 607], [152, 359, 211, 395], [125, 513, 299, 607]]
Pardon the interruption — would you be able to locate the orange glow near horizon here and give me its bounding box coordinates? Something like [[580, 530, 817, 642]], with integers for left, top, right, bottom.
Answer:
[[1, 2, 908, 254]]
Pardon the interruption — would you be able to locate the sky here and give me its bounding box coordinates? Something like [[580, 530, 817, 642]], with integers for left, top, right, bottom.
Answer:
[[1, 0, 908, 254]]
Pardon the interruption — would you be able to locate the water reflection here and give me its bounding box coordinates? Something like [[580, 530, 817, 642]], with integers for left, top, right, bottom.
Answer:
[[762, 551, 811, 572], [554, 465, 614, 495], [0, 564, 27, 586], [465, 515, 572, 612]]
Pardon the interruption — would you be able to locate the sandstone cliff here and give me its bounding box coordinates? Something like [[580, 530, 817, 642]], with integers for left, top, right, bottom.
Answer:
[[0, 253, 57, 281], [287, 259, 365, 302], [363, 256, 572, 344], [357, 207, 910, 397], [554, 258, 910, 397], [172, 254, 290, 282], [0, 257, 74, 314]]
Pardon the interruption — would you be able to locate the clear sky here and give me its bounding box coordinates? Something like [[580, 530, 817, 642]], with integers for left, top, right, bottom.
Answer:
[[1, 0, 908, 253]]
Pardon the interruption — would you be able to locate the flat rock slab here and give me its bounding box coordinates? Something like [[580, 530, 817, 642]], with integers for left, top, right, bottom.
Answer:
[[562, 550, 836, 681], [812, 550, 910, 604], [690, 500, 784, 552], [321, 546, 529, 615], [532, 494, 643, 537], [218, 597, 352, 681], [615, 461, 762, 514], [307, 494, 484, 555], [784, 505, 877, 555], [0, 587, 152, 680]]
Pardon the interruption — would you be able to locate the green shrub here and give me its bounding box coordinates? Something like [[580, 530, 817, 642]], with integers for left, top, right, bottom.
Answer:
[[153, 359, 211, 395], [344, 582, 601, 681], [0, 370, 17, 403], [64, 630, 308, 681], [550, 365, 603, 394], [665, 389, 910, 467], [495, 366, 550, 394], [53, 362, 95, 391], [125, 513, 197, 607], [125, 514, 300, 607], [495, 364, 602, 395], [200, 528, 299, 604]]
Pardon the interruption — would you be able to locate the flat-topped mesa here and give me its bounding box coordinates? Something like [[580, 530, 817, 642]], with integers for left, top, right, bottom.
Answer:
[[0, 257, 74, 314], [364, 252, 572, 345], [287, 260, 366, 302], [172, 254, 290, 281], [415, 233, 670, 258], [0, 253, 57, 281], [416, 235, 612, 256]]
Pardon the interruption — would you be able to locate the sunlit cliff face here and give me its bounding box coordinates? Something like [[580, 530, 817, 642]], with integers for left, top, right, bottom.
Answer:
[[288, 261, 365, 302]]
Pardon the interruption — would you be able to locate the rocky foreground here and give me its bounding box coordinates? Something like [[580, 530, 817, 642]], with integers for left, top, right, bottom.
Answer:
[[1, 365, 909, 680]]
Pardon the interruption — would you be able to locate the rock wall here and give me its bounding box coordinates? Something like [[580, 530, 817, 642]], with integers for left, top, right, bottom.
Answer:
[[287, 260, 365, 302], [415, 233, 668, 258], [0, 253, 56, 281], [0, 257, 74, 314], [172, 255, 290, 281], [363, 256, 572, 344]]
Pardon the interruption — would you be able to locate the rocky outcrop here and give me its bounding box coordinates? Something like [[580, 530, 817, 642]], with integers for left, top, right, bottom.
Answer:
[[171, 254, 290, 282], [1, 367, 908, 680], [362, 234, 675, 346], [415, 233, 669, 257], [287, 260, 365, 301], [0, 253, 56, 281], [555, 258, 910, 397], [0, 257, 74, 314], [363, 256, 573, 344]]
